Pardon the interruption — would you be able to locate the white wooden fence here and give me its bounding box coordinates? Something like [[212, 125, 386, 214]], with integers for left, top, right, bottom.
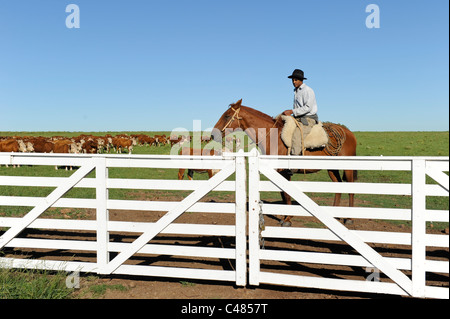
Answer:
[[248, 152, 449, 299], [0, 151, 448, 298], [0, 152, 247, 286]]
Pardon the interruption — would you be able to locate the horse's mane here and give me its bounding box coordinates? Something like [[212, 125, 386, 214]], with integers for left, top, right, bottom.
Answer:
[[233, 104, 283, 127]]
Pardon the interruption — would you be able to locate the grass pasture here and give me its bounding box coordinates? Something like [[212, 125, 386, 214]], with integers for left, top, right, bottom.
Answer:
[[0, 130, 448, 299], [0, 130, 448, 218]]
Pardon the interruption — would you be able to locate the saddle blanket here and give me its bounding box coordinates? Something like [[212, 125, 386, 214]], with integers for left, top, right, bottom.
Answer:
[[281, 115, 329, 155]]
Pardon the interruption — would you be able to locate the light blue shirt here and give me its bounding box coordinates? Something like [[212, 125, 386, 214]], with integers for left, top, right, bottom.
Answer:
[[292, 83, 318, 117]]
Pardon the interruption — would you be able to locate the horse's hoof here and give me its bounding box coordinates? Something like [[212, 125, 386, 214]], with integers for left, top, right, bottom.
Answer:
[[281, 221, 292, 227]]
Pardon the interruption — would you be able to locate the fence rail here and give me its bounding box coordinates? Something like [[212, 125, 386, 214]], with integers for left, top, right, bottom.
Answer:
[[0, 152, 448, 298]]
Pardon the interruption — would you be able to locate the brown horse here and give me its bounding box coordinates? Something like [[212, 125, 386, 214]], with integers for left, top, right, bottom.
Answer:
[[211, 99, 358, 226]]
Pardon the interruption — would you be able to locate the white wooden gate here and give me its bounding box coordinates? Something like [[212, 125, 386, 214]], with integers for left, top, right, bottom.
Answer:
[[0, 152, 247, 286], [1, 151, 448, 298], [248, 152, 449, 299]]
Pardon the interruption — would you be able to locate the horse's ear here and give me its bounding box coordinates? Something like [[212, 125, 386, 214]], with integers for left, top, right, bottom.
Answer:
[[235, 99, 242, 106]]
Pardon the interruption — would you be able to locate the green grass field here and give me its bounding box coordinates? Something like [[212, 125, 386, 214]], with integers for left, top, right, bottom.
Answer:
[[0, 131, 448, 213], [354, 131, 449, 157]]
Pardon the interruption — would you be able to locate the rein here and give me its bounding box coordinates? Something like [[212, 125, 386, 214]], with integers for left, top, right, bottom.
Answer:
[[253, 115, 282, 150]]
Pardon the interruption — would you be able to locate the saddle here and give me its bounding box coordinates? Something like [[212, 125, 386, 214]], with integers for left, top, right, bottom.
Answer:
[[280, 115, 329, 155]]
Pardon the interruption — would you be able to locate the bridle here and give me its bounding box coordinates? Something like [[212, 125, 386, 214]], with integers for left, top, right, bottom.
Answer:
[[220, 107, 243, 132], [219, 105, 282, 152]]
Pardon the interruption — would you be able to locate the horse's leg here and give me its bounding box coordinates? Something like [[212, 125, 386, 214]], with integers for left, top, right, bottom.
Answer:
[[280, 169, 292, 205], [178, 169, 185, 180], [280, 170, 293, 227], [343, 169, 355, 207], [327, 170, 342, 206], [187, 169, 194, 180], [281, 191, 292, 205], [329, 169, 354, 225]]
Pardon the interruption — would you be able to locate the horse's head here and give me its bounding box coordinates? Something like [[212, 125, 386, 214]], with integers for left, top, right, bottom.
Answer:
[[211, 99, 244, 143]]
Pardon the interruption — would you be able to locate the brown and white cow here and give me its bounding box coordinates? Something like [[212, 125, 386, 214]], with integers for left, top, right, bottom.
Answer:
[[0, 138, 33, 167], [111, 137, 133, 154], [177, 147, 221, 180]]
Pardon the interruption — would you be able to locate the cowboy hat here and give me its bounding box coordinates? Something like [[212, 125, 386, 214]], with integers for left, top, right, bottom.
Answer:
[[287, 69, 307, 80]]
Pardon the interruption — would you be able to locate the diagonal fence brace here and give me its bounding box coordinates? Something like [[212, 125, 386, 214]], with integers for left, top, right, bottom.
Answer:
[[103, 162, 236, 274], [259, 165, 413, 296], [0, 164, 95, 249], [425, 166, 449, 192]]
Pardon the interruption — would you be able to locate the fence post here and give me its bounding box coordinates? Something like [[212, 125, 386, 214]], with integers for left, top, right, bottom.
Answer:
[[234, 150, 247, 286], [248, 149, 261, 286], [411, 159, 426, 298], [95, 157, 109, 274]]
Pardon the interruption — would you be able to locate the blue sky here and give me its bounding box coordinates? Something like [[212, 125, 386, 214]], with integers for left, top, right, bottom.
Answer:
[[0, 0, 448, 132]]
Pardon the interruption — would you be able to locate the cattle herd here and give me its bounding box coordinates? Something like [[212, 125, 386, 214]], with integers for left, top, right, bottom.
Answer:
[[0, 133, 187, 156]]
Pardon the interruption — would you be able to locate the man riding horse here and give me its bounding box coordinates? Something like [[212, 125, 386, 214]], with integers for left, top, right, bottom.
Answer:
[[282, 68, 319, 137], [210, 67, 357, 226]]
